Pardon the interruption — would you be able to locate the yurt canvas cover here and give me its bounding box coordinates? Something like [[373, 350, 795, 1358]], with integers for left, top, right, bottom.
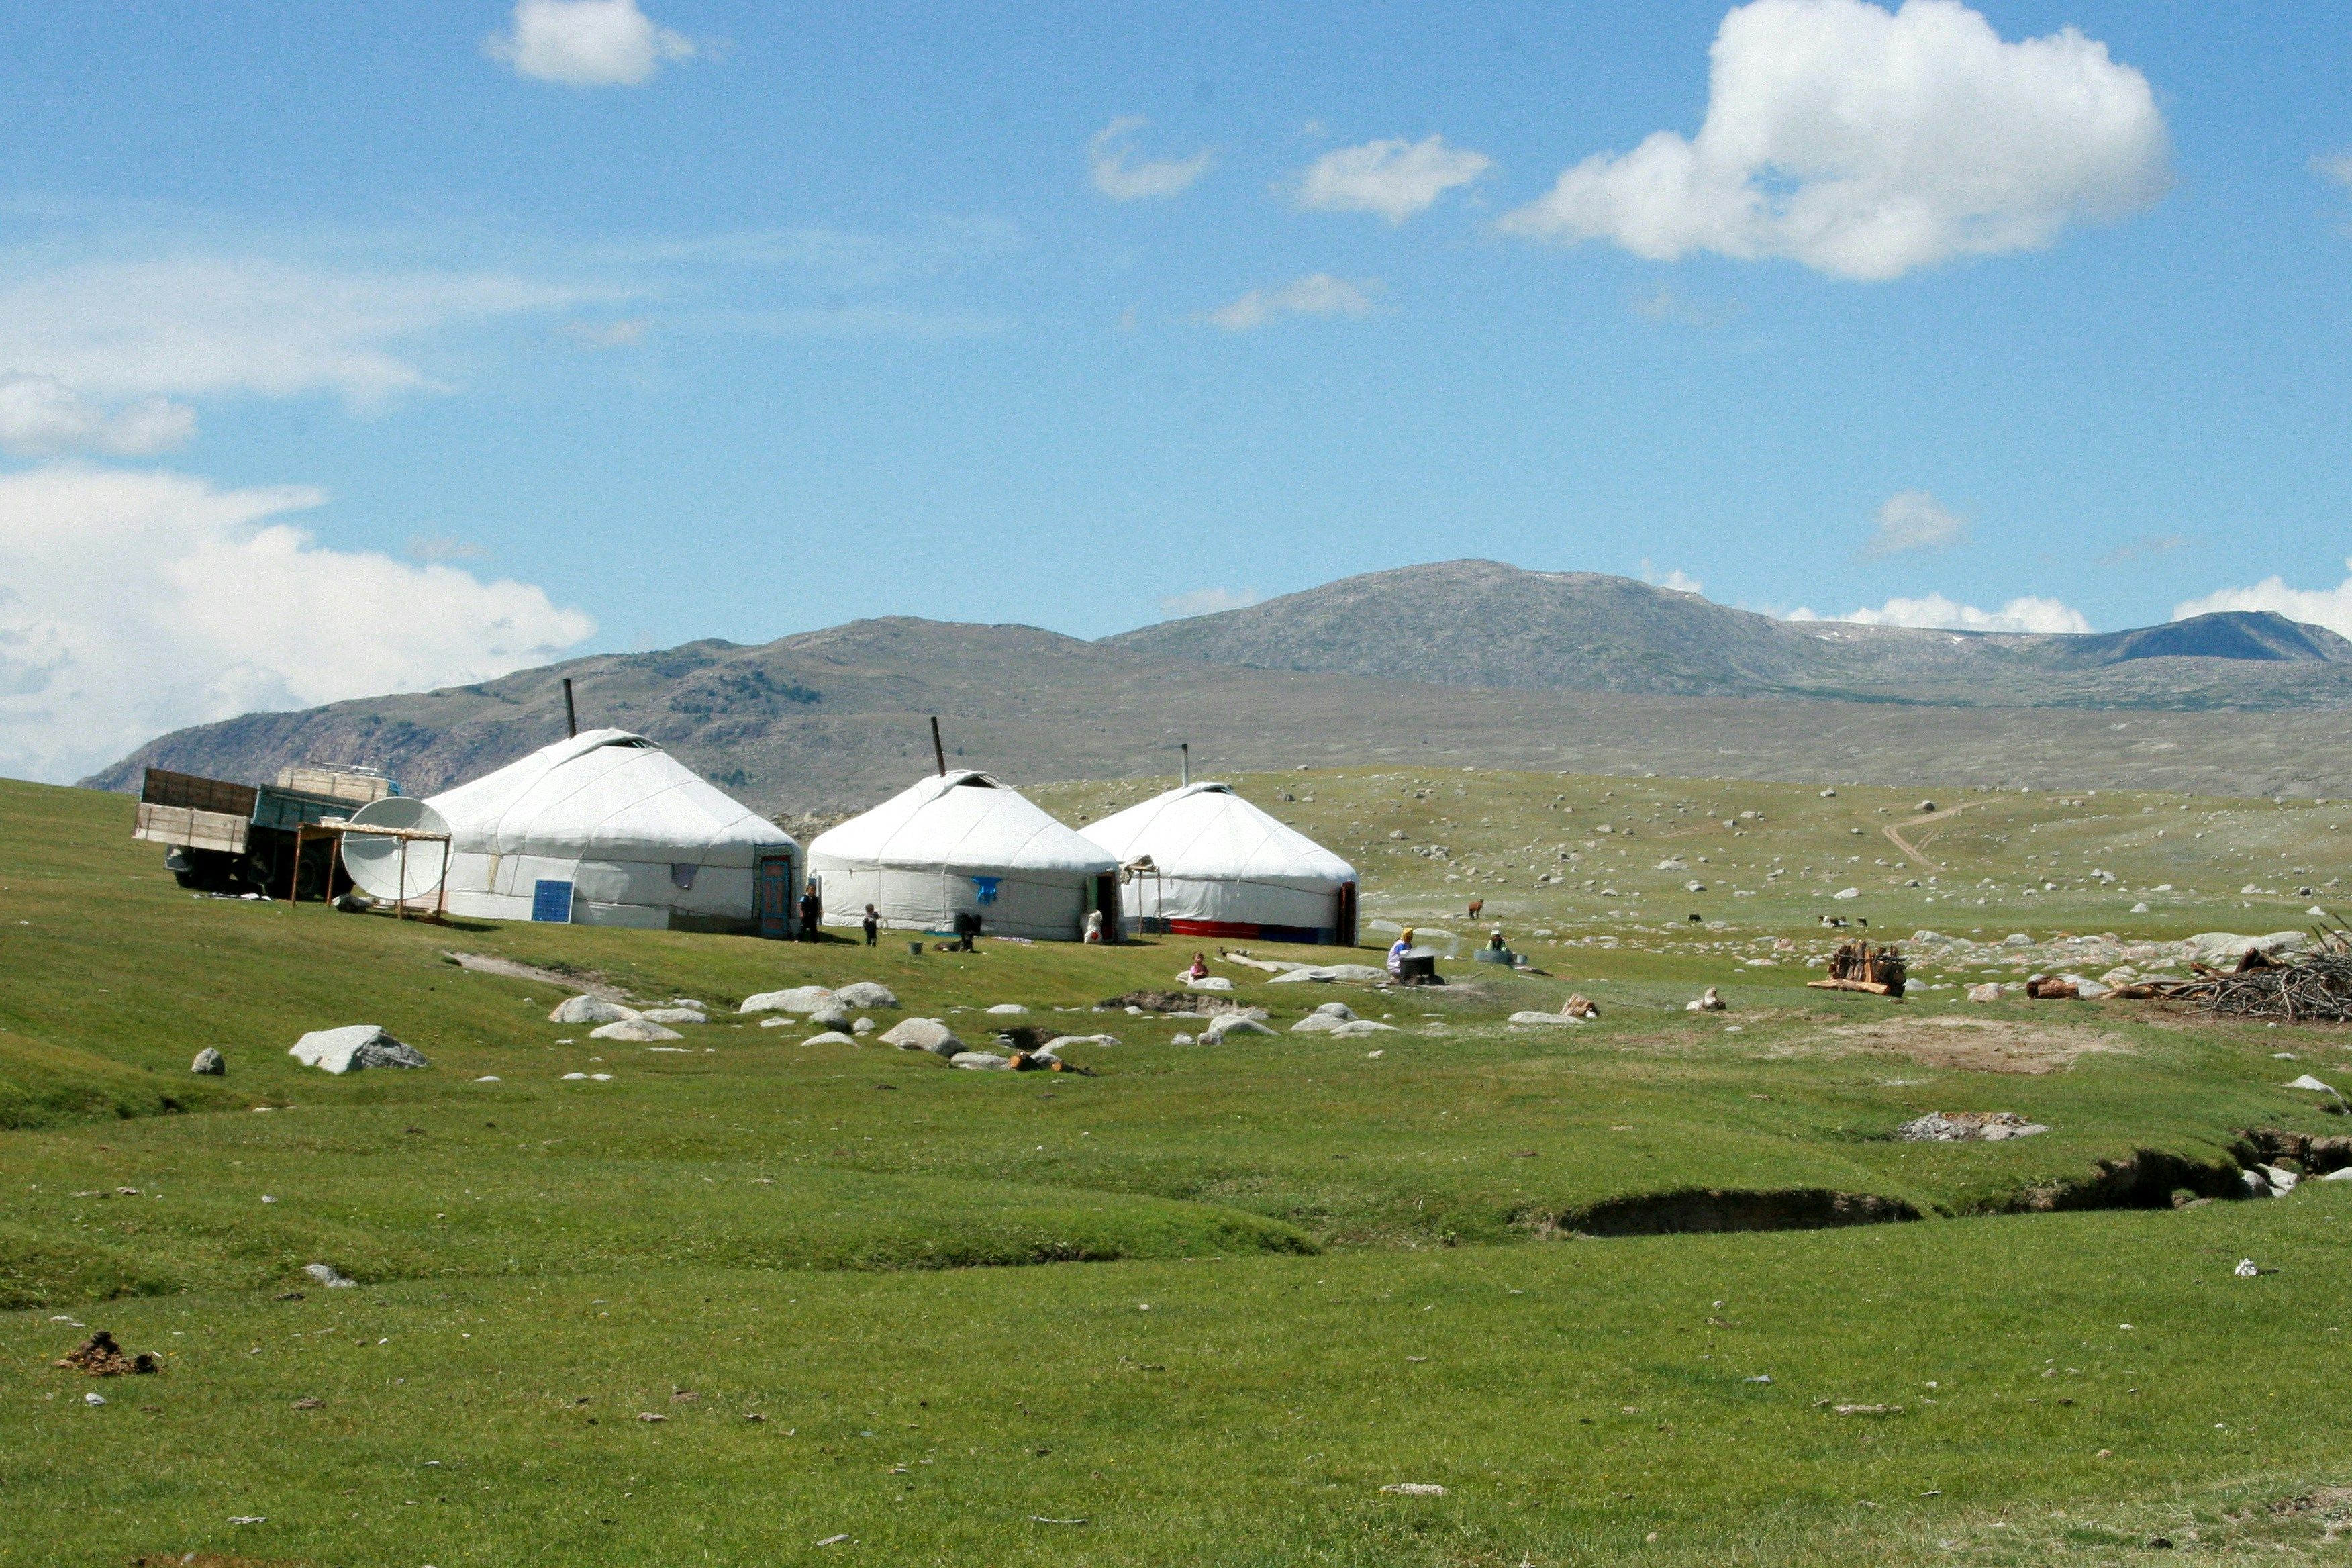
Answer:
[[1079, 781, 1358, 945], [427, 729, 799, 933], [806, 770, 1118, 942]]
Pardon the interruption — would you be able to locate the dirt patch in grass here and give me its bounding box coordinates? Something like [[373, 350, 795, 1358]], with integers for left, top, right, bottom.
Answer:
[[1814, 1015, 2130, 1074], [443, 950, 631, 1001]]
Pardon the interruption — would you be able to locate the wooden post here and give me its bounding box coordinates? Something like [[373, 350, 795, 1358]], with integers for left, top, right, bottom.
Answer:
[[930, 716, 946, 776]]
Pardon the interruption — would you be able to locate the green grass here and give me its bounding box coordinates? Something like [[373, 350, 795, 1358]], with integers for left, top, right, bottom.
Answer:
[[6, 771, 2352, 1565]]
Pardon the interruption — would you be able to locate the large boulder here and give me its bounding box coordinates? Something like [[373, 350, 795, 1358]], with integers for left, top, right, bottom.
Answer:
[[738, 985, 836, 1016], [191, 1048, 225, 1075], [550, 995, 636, 1026], [881, 1018, 963, 1057], [801, 1031, 857, 1048], [591, 1018, 684, 1042], [638, 1007, 706, 1026], [1327, 1019, 1398, 1038], [1202, 1014, 1275, 1042], [833, 982, 899, 1010], [1182, 975, 1235, 993], [807, 1003, 853, 1032], [290, 1025, 428, 1074]]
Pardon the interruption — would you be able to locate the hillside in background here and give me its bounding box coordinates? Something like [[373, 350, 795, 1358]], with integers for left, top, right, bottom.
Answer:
[[79, 565, 2352, 813], [1106, 561, 2352, 707]]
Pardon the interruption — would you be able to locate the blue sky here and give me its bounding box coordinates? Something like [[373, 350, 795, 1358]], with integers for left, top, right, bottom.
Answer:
[[2, 0, 2349, 781]]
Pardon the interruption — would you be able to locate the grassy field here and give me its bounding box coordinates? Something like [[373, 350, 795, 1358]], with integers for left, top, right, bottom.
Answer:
[[6, 769, 2352, 1566]]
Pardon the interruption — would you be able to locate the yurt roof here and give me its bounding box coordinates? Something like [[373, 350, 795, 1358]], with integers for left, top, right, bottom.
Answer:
[[1079, 781, 1355, 886], [810, 770, 1114, 874], [428, 729, 793, 859]]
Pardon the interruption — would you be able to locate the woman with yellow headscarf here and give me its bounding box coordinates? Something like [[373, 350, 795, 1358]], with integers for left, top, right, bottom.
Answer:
[[1387, 926, 1415, 982]]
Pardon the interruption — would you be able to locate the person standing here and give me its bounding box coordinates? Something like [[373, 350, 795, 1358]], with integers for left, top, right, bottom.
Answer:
[[861, 903, 880, 946], [799, 882, 822, 942]]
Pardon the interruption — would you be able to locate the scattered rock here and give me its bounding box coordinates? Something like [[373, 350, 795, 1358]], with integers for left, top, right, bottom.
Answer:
[[549, 995, 636, 1026], [1832, 1404, 1902, 1416], [807, 1003, 853, 1031], [2259, 1163, 2301, 1195], [986, 1003, 1028, 1014], [1183, 975, 1236, 992], [638, 1008, 706, 1026], [1686, 988, 1726, 1012], [738, 985, 836, 1016], [293, 1396, 325, 1410], [951, 1051, 1013, 1071], [801, 1032, 856, 1048], [1894, 1112, 2051, 1142], [1328, 1019, 1399, 1038], [637, 1412, 667, 1422], [289, 1025, 427, 1074], [1044, 1034, 1119, 1052], [1203, 1013, 1276, 1042], [55, 1331, 158, 1376], [303, 1263, 358, 1289], [590, 1018, 683, 1043], [191, 1047, 225, 1075], [1967, 983, 2003, 1003], [852, 1017, 875, 1034], [2235, 1257, 2260, 1277], [1509, 1010, 1587, 1026], [881, 1018, 962, 1057], [2286, 1074, 2339, 1094], [1380, 1483, 1447, 1496], [833, 981, 899, 1010]]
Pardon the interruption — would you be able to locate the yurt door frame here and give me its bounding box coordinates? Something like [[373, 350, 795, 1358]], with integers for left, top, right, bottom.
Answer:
[[755, 850, 798, 939]]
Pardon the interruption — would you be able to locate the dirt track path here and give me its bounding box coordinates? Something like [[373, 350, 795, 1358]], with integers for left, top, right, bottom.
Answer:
[[1883, 801, 1983, 872]]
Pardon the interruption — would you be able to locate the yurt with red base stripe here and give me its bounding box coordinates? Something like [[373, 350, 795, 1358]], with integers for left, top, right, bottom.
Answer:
[[1079, 781, 1358, 946]]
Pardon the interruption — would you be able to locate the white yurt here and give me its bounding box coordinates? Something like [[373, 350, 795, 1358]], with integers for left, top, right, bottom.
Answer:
[[426, 729, 800, 933], [806, 770, 1118, 941], [1078, 781, 1359, 945]]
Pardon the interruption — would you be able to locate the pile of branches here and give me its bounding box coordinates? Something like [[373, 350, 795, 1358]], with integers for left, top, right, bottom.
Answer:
[[2158, 926, 2352, 1023], [1810, 940, 1908, 999]]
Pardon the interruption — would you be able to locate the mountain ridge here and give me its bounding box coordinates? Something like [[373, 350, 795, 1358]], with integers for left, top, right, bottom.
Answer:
[[79, 565, 2352, 813]]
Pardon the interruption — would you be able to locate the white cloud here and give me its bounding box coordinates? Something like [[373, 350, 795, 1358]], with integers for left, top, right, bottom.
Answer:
[[0, 465, 594, 784], [1159, 587, 1262, 618], [1089, 117, 1214, 201], [0, 256, 609, 405], [1204, 275, 1377, 332], [1500, 0, 2169, 280], [2316, 151, 2352, 193], [0, 374, 193, 456], [2175, 558, 2352, 640], [1639, 560, 1704, 595], [1865, 489, 1969, 556], [1787, 593, 2091, 633], [1293, 135, 1493, 222], [486, 0, 695, 87]]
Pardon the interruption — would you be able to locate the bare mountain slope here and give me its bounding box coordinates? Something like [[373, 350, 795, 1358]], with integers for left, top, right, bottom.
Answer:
[[82, 614, 2352, 814], [1104, 561, 2352, 708]]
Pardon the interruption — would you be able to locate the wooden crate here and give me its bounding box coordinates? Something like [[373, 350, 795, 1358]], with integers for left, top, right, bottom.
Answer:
[[134, 803, 249, 854], [275, 767, 392, 805]]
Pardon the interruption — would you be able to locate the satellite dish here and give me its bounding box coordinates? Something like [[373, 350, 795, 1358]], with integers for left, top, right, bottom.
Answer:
[[341, 797, 450, 902]]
